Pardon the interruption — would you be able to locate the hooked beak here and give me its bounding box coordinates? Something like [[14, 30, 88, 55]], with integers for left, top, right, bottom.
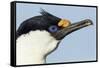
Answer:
[[54, 19, 93, 40]]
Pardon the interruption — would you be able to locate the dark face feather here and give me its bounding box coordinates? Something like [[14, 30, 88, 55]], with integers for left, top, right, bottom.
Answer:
[[16, 9, 93, 40]]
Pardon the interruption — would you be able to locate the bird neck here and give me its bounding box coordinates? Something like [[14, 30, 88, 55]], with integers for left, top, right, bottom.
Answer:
[[16, 30, 58, 65]]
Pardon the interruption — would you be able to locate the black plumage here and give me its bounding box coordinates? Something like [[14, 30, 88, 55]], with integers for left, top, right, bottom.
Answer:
[[16, 9, 61, 39]]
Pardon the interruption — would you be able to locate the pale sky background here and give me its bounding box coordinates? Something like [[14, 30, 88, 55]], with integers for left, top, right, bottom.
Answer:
[[16, 3, 96, 63]]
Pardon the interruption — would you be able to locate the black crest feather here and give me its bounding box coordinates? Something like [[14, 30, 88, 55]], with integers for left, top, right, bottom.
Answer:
[[40, 9, 61, 22]]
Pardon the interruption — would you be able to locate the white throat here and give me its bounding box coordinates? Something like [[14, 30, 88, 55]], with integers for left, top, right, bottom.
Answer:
[[16, 30, 59, 65]]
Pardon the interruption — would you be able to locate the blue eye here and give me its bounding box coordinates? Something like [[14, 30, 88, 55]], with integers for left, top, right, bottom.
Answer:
[[49, 25, 58, 32]]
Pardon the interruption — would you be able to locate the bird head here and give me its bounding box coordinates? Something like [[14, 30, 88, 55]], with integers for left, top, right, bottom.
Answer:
[[17, 9, 93, 40]]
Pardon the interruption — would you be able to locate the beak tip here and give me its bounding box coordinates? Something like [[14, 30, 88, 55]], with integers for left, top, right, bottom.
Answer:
[[85, 19, 93, 25]]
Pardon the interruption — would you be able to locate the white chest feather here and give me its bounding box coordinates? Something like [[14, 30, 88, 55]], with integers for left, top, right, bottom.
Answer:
[[16, 30, 59, 65]]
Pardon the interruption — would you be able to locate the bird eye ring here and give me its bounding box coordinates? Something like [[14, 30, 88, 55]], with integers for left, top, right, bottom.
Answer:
[[49, 25, 58, 32]]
